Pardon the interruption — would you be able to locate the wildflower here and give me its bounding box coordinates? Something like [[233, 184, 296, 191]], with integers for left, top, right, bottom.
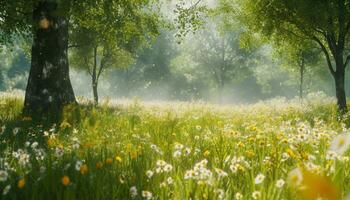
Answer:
[[288, 168, 303, 187], [254, 173, 265, 184], [155, 160, 172, 173], [130, 186, 137, 198], [235, 192, 243, 200], [12, 128, 19, 136], [214, 168, 228, 178], [115, 156, 122, 163], [166, 177, 173, 185], [146, 170, 154, 179], [173, 150, 182, 158], [47, 138, 55, 147], [2, 185, 10, 195], [31, 142, 38, 149], [75, 161, 82, 171], [80, 164, 88, 175], [216, 189, 225, 199], [130, 151, 138, 159], [252, 191, 261, 199], [203, 150, 210, 157], [141, 190, 153, 200], [61, 176, 70, 186], [17, 179, 25, 189], [0, 170, 8, 182], [276, 179, 285, 188], [184, 147, 191, 155], [106, 158, 113, 165], [96, 161, 103, 169], [40, 166, 46, 173], [329, 132, 350, 155], [196, 125, 202, 131]]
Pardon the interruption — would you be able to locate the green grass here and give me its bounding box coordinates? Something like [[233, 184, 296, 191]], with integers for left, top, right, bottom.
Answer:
[[0, 96, 349, 200]]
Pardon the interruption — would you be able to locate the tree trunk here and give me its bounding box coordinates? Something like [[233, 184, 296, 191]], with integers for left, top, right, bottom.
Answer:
[[24, 1, 76, 119], [299, 57, 305, 100], [334, 67, 347, 113], [93, 82, 98, 105], [92, 46, 98, 105]]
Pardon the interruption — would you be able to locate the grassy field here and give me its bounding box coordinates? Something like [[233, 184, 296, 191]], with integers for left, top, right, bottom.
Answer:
[[0, 94, 350, 200]]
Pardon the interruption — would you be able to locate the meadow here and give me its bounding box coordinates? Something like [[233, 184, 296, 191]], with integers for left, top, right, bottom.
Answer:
[[1, 92, 350, 200]]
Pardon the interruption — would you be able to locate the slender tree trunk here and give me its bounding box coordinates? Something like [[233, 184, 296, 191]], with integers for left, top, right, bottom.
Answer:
[[334, 66, 347, 113], [24, 1, 76, 118], [92, 81, 98, 104], [299, 57, 305, 100], [92, 46, 98, 105]]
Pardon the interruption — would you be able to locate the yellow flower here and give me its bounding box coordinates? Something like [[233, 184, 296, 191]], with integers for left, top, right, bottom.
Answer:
[[47, 138, 55, 148], [60, 120, 71, 129], [237, 141, 245, 148], [301, 170, 339, 200], [96, 161, 103, 169], [246, 150, 255, 158], [106, 158, 113, 165], [286, 149, 296, 159], [17, 179, 25, 189], [203, 150, 210, 157], [61, 176, 70, 186], [287, 168, 303, 188], [115, 156, 122, 163], [130, 151, 138, 159], [80, 164, 88, 174]]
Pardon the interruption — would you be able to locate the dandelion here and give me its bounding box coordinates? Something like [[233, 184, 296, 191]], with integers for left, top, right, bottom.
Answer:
[[96, 161, 103, 169], [61, 176, 70, 186], [203, 150, 210, 157], [130, 186, 137, 198], [252, 191, 261, 199], [141, 190, 153, 200], [288, 168, 303, 187], [115, 156, 122, 163], [0, 170, 8, 182], [17, 179, 25, 189], [329, 132, 350, 155], [2, 185, 10, 195], [276, 179, 285, 188], [254, 173, 265, 184]]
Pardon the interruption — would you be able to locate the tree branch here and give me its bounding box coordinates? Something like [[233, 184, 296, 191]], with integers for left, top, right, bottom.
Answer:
[[312, 36, 335, 76], [344, 55, 350, 68]]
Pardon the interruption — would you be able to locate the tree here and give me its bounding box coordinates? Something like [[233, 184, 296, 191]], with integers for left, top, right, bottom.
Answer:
[[232, 0, 350, 113], [193, 26, 251, 102], [69, 0, 159, 104], [0, 0, 163, 118], [275, 40, 321, 99]]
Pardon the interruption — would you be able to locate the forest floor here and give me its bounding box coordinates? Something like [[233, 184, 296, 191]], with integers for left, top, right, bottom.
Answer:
[[0, 94, 349, 200]]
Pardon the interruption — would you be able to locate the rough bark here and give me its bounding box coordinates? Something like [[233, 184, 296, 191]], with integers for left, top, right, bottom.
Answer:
[[24, 1, 76, 119]]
